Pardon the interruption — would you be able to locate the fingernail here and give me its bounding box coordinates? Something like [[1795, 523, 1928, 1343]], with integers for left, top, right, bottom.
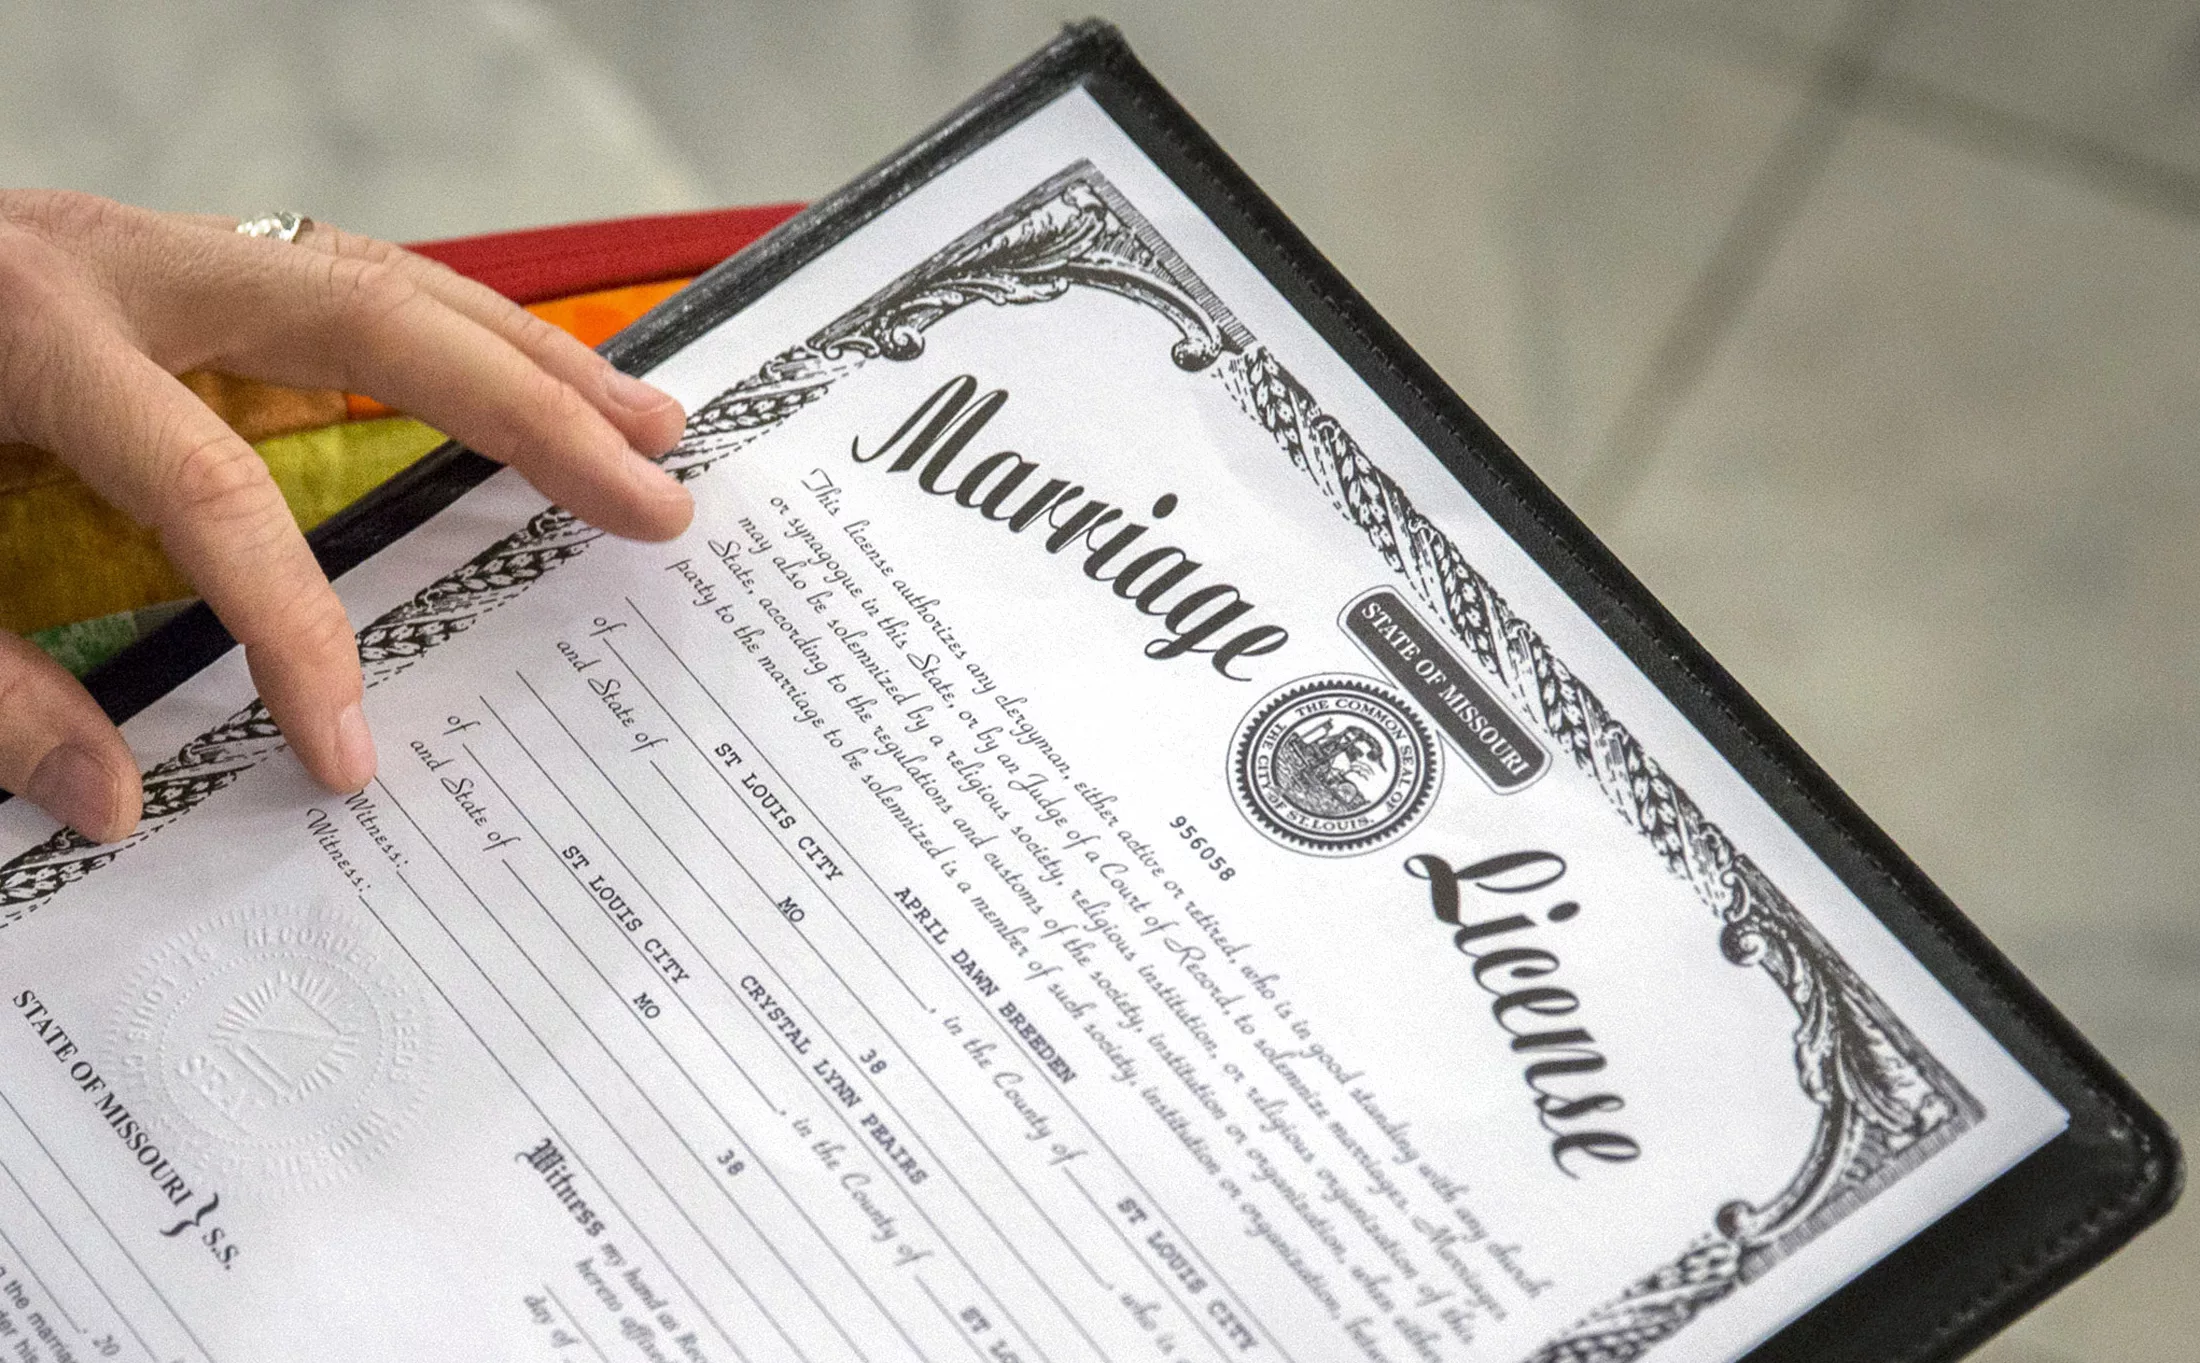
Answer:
[[630, 450, 695, 524], [603, 367, 678, 414], [27, 743, 123, 842], [333, 702, 377, 791]]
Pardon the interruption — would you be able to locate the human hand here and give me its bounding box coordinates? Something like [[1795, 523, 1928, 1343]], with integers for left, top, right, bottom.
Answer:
[[0, 191, 694, 843]]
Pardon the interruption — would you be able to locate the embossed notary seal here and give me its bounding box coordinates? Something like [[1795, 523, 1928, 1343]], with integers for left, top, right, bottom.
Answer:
[[111, 901, 434, 1189], [1230, 674, 1440, 856]]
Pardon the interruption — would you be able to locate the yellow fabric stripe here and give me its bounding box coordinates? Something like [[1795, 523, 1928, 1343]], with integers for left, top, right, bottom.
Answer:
[[0, 418, 447, 636]]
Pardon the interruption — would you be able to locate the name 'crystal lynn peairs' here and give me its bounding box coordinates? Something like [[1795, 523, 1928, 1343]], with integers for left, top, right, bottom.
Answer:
[[849, 375, 1292, 679]]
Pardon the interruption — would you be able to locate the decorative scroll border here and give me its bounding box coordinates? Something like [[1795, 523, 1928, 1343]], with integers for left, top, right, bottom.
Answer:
[[0, 161, 1982, 1363]]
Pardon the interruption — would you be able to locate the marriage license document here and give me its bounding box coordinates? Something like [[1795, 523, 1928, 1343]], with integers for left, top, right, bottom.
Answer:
[[0, 86, 2066, 1363]]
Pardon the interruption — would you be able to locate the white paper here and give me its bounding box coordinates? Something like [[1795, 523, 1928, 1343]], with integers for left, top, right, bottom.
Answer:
[[0, 90, 2063, 1363]]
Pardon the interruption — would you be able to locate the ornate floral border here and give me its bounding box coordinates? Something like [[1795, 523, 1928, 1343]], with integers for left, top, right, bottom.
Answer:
[[0, 160, 1982, 1363]]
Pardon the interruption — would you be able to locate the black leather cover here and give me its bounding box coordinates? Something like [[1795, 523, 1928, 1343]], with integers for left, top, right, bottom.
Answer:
[[82, 21, 2180, 1363]]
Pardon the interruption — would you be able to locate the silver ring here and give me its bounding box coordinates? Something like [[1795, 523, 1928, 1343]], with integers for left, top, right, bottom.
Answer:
[[236, 211, 312, 244]]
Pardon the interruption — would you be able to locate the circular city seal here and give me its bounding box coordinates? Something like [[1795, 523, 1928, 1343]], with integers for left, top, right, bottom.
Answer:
[[1230, 674, 1440, 856], [110, 901, 435, 1190]]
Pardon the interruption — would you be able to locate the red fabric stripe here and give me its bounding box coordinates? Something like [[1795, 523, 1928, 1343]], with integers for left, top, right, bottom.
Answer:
[[407, 203, 804, 304]]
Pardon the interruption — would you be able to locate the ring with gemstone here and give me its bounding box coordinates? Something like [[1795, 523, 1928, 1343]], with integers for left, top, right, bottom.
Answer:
[[235, 211, 313, 244]]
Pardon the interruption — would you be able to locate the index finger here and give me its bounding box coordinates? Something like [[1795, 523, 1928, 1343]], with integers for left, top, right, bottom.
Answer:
[[295, 223, 689, 458], [161, 236, 694, 543], [170, 212, 688, 457]]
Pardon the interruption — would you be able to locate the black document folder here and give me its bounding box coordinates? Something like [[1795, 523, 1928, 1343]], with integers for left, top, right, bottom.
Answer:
[[36, 21, 2179, 1363]]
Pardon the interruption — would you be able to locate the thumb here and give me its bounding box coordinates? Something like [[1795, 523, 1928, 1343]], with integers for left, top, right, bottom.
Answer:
[[0, 632, 143, 843]]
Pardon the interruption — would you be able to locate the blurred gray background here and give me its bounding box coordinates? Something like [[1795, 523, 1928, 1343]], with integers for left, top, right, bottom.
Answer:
[[3, 1, 2194, 1358]]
